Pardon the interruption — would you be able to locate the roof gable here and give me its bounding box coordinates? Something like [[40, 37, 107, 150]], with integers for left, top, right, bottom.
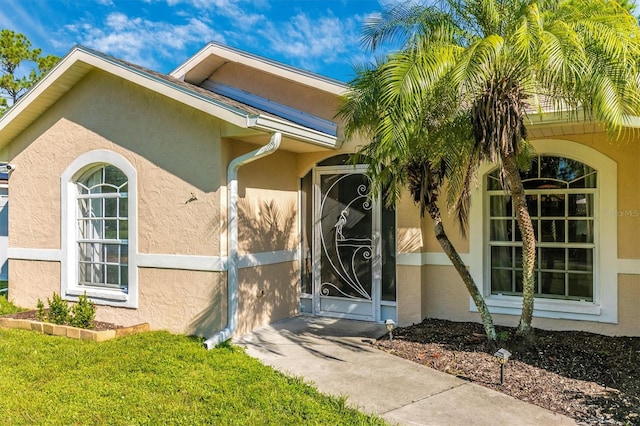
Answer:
[[171, 42, 347, 96], [0, 45, 339, 153]]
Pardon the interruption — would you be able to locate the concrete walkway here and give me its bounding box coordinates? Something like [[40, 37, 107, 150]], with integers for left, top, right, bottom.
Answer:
[[235, 316, 576, 426]]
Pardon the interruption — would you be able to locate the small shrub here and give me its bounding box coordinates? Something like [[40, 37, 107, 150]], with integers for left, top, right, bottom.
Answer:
[[69, 292, 96, 329], [36, 298, 46, 322], [497, 330, 511, 342], [47, 292, 69, 325], [35, 292, 97, 330]]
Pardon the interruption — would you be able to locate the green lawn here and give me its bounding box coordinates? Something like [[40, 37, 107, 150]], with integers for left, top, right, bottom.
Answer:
[[0, 309, 385, 425]]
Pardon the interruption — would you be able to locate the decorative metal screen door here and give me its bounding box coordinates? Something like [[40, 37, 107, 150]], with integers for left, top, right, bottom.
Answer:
[[313, 166, 381, 321]]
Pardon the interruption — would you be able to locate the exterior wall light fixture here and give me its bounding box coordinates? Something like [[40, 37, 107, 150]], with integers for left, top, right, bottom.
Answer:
[[385, 319, 396, 347]]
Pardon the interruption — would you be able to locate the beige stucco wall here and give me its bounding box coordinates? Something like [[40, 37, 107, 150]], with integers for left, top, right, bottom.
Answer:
[[6, 69, 229, 337], [9, 260, 59, 308], [9, 262, 227, 336], [96, 268, 227, 335], [236, 261, 299, 336], [397, 265, 422, 326], [418, 131, 640, 336], [231, 140, 300, 254], [8, 69, 223, 256], [217, 139, 302, 336], [423, 267, 640, 336]]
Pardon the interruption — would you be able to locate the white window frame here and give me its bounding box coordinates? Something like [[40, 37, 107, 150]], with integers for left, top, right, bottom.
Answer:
[[61, 150, 138, 308], [468, 139, 618, 323]]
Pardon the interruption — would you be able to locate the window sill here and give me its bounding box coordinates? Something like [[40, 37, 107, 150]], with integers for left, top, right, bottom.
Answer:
[[471, 294, 615, 323], [66, 287, 134, 308]]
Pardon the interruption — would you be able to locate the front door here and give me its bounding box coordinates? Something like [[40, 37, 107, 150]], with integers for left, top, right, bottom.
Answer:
[[313, 166, 380, 321]]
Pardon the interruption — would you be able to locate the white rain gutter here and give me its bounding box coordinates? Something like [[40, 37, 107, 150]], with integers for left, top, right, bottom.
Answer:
[[203, 132, 281, 349]]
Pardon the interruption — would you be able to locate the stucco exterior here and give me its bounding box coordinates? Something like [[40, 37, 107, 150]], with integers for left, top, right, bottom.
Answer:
[[1, 43, 638, 343], [7, 68, 228, 336], [416, 132, 640, 336], [8, 70, 223, 256]]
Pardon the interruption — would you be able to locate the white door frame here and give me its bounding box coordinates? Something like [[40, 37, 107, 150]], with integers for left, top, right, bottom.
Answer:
[[312, 165, 382, 321]]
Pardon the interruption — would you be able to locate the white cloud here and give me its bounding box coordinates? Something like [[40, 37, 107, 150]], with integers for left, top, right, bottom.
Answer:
[[50, 0, 374, 79], [167, 0, 266, 29], [256, 11, 362, 71], [64, 12, 224, 70]]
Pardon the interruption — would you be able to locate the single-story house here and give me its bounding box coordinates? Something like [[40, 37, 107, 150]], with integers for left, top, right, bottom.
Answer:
[[0, 43, 638, 346]]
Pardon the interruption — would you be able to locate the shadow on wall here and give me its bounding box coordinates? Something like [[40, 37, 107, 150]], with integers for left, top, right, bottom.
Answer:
[[238, 199, 297, 254], [186, 199, 299, 339], [237, 199, 300, 334], [397, 227, 424, 254], [187, 272, 227, 338]]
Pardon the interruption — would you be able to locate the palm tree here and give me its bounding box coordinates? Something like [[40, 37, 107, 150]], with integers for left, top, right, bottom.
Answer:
[[343, 0, 640, 338], [339, 64, 498, 343]]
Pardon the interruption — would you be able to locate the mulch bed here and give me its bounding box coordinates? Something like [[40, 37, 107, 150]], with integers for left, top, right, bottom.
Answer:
[[375, 319, 640, 425], [2, 310, 122, 332]]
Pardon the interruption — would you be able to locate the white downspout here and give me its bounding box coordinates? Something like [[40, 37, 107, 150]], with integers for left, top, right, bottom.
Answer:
[[204, 132, 281, 349]]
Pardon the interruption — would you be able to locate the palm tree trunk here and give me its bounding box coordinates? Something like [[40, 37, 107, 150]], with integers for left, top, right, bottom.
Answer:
[[426, 201, 497, 343], [502, 153, 536, 338]]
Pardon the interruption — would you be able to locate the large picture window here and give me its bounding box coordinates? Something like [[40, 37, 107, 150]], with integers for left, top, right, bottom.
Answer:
[[487, 156, 596, 301], [77, 165, 128, 290]]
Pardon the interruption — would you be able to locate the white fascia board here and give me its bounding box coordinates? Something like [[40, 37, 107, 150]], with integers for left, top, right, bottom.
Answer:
[[171, 42, 348, 96], [526, 108, 584, 126], [0, 46, 254, 142], [253, 115, 338, 149], [0, 48, 87, 134], [170, 43, 211, 80], [527, 107, 640, 129]]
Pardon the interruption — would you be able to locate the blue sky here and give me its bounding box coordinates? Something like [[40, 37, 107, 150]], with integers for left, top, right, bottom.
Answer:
[[1, 0, 401, 82]]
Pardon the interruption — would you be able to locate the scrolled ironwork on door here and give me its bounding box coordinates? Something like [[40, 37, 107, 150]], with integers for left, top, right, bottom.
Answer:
[[319, 173, 373, 300]]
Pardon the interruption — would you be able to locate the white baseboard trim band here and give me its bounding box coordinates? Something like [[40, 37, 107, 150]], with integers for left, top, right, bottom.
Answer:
[[8, 248, 61, 262], [397, 252, 470, 266], [618, 259, 640, 275]]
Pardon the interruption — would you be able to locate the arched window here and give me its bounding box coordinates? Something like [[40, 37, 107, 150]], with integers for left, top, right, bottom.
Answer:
[[61, 150, 137, 308], [487, 156, 596, 301], [467, 139, 618, 323], [76, 165, 129, 290]]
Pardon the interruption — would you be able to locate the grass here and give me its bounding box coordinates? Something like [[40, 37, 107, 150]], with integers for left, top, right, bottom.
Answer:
[[0, 294, 24, 315], [0, 326, 386, 425]]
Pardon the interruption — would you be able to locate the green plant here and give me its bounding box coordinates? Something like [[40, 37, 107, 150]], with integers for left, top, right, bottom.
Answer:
[[47, 292, 69, 325], [69, 292, 96, 329], [36, 298, 46, 322], [0, 295, 25, 315], [497, 331, 511, 342]]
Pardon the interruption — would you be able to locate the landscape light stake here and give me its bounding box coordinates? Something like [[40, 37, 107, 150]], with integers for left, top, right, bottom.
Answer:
[[385, 319, 396, 348], [494, 348, 512, 385]]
